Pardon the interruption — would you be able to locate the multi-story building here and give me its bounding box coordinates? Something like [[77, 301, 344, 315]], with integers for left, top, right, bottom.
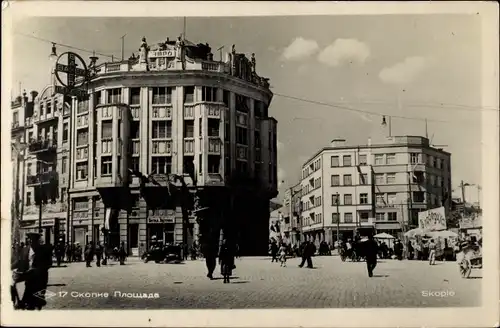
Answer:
[[66, 37, 277, 255], [299, 136, 452, 244], [281, 183, 302, 245], [16, 85, 72, 244]]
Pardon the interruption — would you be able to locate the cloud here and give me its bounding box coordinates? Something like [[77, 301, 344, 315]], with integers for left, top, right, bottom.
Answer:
[[379, 56, 428, 84], [282, 37, 319, 61], [318, 39, 370, 67]]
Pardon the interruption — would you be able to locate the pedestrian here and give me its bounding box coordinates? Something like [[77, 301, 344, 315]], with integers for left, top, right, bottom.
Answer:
[[218, 239, 234, 283], [118, 241, 127, 265], [95, 241, 103, 267], [407, 240, 414, 260], [270, 240, 279, 263], [84, 242, 94, 267], [203, 242, 217, 280], [279, 242, 287, 267], [65, 243, 72, 263], [55, 239, 65, 266], [364, 234, 379, 277], [394, 240, 403, 260], [13, 232, 52, 310], [298, 240, 315, 268], [428, 239, 437, 265]]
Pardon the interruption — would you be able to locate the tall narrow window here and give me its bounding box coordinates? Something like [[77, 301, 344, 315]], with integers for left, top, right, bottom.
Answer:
[[152, 121, 172, 139], [62, 123, 69, 142], [184, 121, 194, 138], [101, 156, 112, 176], [107, 88, 122, 104], [202, 87, 218, 102], [102, 122, 113, 139], [152, 87, 172, 104], [130, 88, 141, 104], [76, 129, 89, 146], [184, 86, 195, 103]]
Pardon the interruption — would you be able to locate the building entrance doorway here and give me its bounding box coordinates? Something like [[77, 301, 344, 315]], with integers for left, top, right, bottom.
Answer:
[[128, 224, 139, 256]]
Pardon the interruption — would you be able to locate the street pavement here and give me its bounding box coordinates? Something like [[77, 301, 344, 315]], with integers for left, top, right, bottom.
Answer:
[[24, 256, 481, 309]]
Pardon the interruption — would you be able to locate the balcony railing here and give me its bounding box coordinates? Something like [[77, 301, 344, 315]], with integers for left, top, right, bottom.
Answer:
[[131, 139, 140, 154], [152, 104, 172, 119], [184, 104, 195, 119], [130, 105, 140, 119], [206, 103, 222, 118], [184, 138, 195, 154], [208, 137, 221, 154], [152, 140, 172, 154], [28, 139, 57, 153], [11, 121, 22, 131], [26, 171, 58, 186]]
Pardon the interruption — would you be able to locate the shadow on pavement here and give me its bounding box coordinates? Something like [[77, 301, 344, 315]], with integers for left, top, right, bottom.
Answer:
[[231, 281, 249, 284], [47, 283, 66, 287], [372, 275, 390, 278], [52, 265, 68, 268]]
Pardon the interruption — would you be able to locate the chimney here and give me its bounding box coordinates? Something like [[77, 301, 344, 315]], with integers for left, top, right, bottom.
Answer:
[[330, 138, 346, 148], [30, 90, 38, 102]]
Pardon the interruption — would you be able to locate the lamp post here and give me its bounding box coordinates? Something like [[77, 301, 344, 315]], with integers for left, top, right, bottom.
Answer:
[[335, 192, 340, 243]]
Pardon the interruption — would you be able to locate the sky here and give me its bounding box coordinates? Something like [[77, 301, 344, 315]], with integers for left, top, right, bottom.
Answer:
[[10, 14, 485, 204]]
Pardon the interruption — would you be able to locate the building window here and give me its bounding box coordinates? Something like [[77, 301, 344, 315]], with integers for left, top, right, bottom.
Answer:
[[332, 213, 339, 223], [107, 88, 122, 104], [130, 87, 141, 105], [13, 111, 19, 124], [61, 188, 66, 203], [387, 212, 398, 221], [202, 87, 218, 102], [315, 177, 322, 188], [26, 192, 31, 206], [236, 127, 248, 145], [386, 153, 396, 165], [374, 154, 384, 165], [344, 212, 353, 223], [343, 174, 352, 186], [62, 157, 67, 174], [413, 191, 425, 203], [223, 90, 230, 107], [101, 156, 112, 176], [360, 173, 368, 185], [387, 193, 397, 205], [360, 193, 368, 204], [184, 86, 195, 103], [386, 173, 396, 184], [436, 158, 441, 169], [152, 87, 172, 104], [46, 101, 52, 114], [27, 163, 32, 176], [208, 155, 220, 174], [375, 213, 385, 221], [152, 156, 172, 175], [410, 153, 419, 164], [129, 157, 140, 172], [130, 121, 140, 139], [359, 154, 367, 166], [331, 175, 340, 186], [40, 104, 44, 116], [102, 121, 113, 139], [331, 156, 339, 167], [344, 194, 352, 205], [76, 162, 88, 180], [413, 171, 424, 184], [184, 121, 194, 138], [332, 194, 339, 205], [428, 155, 433, 166], [376, 194, 385, 206], [76, 129, 89, 146], [152, 121, 172, 139], [360, 212, 369, 222], [342, 155, 352, 166], [62, 123, 69, 142]]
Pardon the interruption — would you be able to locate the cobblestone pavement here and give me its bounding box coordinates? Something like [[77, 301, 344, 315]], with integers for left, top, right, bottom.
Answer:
[[28, 256, 481, 309]]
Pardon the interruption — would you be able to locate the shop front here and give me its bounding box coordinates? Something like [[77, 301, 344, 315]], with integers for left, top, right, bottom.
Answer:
[[20, 217, 66, 245], [146, 209, 176, 249]]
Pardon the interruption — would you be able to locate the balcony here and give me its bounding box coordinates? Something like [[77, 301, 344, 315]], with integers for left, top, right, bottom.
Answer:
[[184, 139, 195, 154], [28, 139, 57, 154], [152, 140, 172, 154], [11, 121, 23, 132], [26, 171, 58, 186], [184, 104, 195, 119], [130, 105, 140, 119], [151, 104, 172, 119], [131, 139, 140, 154], [206, 103, 222, 118], [208, 137, 221, 154]]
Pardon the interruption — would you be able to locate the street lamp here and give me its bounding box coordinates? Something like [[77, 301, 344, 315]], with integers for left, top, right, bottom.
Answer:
[[49, 43, 58, 61], [381, 115, 392, 137]]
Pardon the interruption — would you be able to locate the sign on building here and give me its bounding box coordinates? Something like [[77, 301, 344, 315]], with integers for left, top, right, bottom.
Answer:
[[418, 207, 447, 231]]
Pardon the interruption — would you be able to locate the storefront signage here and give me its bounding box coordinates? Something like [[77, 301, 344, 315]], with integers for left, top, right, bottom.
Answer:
[[147, 217, 174, 224], [418, 207, 446, 231], [149, 50, 175, 58]]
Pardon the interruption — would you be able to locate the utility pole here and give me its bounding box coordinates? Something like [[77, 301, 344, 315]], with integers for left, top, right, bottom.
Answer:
[[120, 34, 127, 61], [336, 192, 340, 242]]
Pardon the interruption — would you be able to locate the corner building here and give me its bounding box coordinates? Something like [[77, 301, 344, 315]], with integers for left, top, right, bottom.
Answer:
[[68, 37, 277, 256]]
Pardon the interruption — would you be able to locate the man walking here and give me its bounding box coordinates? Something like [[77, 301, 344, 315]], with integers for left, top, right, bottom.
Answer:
[[428, 239, 437, 265], [94, 241, 103, 267], [364, 234, 379, 277], [55, 239, 65, 266], [118, 241, 127, 265], [298, 240, 315, 268], [84, 242, 94, 267]]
